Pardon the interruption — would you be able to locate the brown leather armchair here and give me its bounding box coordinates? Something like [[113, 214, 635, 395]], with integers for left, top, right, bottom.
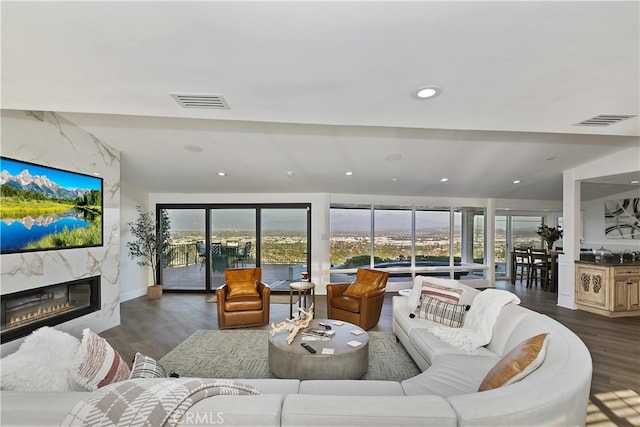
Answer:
[[326, 268, 390, 330], [216, 267, 270, 329]]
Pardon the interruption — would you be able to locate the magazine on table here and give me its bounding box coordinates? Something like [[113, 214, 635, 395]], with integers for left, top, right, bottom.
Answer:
[[301, 328, 335, 341]]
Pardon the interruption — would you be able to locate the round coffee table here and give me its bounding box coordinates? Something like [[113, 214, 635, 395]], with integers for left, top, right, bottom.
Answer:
[[268, 319, 369, 380]]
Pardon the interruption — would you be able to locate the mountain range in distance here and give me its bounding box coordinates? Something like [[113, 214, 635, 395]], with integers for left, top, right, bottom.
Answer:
[[0, 169, 90, 200]]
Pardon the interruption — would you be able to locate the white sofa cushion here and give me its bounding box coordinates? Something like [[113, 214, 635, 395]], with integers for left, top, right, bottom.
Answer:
[[230, 379, 300, 395], [402, 354, 500, 397], [409, 328, 497, 365], [282, 395, 458, 426], [0, 391, 88, 426], [299, 380, 404, 396], [186, 394, 283, 427]]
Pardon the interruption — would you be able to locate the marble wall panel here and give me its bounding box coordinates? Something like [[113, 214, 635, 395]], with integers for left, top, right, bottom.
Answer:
[[1, 110, 121, 354]]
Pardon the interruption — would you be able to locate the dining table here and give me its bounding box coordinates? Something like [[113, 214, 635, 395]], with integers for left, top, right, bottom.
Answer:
[[510, 248, 558, 291]]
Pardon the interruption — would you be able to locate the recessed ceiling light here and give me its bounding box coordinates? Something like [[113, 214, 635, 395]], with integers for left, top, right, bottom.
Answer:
[[217, 171, 227, 177], [286, 171, 294, 177], [184, 144, 203, 153], [440, 178, 448, 182], [345, 171, 353, 176], [413, 85, 442, 100], [513, 180, 521, 184], [631, 180, 640, 184], [392, 177, 398, 182]]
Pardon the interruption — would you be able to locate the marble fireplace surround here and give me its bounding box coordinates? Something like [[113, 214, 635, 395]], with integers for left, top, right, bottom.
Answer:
[[0, 110, 122, 355]]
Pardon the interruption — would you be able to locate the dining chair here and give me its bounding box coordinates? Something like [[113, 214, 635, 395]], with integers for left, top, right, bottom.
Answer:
[[233, 242, 252, 267], [210, 242, 226, 272], [528, 248, 551, 290], [196, 241, 207, 270], [513, 248, 530, 284]]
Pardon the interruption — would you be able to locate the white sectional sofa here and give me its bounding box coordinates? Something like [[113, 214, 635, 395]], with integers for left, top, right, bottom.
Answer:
[[1, 277, 592, 426]]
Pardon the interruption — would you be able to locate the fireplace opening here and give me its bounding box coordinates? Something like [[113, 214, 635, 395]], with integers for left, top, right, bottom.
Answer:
[[1, 276, 100, 344]]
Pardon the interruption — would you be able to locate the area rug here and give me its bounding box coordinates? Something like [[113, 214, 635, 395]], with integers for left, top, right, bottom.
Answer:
[[159, 329, 421, 381], [206, 294, 297, 304]]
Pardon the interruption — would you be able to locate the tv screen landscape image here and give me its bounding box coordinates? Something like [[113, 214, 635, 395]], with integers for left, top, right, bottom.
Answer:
[[0, 157, 103, 254]]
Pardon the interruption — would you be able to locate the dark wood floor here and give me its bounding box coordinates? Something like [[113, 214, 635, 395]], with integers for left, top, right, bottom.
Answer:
[[101, 280, 640, 426]]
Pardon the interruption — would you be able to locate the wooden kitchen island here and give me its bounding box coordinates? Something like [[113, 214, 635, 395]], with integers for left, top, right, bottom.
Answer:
[[575, 261, 640, 318]]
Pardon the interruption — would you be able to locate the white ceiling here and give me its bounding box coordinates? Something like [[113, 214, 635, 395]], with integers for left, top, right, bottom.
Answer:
[[2, 1, 639, 201]]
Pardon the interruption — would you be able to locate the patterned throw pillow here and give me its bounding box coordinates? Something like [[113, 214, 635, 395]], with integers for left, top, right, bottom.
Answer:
[[412, 295, 468, 327], [479, 333, 549, 391], [419, 281, 465, 303], [72, 329, 131, 391], [129, 352, 168, 379]]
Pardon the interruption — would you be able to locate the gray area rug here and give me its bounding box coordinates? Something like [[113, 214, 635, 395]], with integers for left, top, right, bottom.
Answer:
[[159, 329, 421, 381]]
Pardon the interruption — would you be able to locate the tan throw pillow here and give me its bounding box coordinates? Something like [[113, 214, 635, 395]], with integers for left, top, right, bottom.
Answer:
[[343, 269, 384, 297], [225, 269, 259, 299], [478, 333, 549, 392]]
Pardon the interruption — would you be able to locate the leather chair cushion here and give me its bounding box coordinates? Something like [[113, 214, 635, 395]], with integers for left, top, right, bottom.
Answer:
[[224, 296, 263, 312], [225, 269, 259, 299], [343, 269, 386, 297], [330, 295, 361, 313]]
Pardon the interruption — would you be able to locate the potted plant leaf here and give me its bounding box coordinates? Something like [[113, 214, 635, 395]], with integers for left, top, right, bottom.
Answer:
[[536, 224, 563, 252], [127, 206, 171, 299]]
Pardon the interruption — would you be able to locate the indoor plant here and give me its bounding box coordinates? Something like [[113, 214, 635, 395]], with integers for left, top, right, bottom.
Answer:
[[127, 206, 171, 299], [537, 224, 563, 251]]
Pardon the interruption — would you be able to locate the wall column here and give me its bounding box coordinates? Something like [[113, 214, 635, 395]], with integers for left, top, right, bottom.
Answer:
[[558, 169, 580, 309]]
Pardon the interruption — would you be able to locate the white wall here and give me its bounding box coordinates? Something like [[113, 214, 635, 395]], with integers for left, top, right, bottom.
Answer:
[[119, 179, 151, 301], [0, 110, 121, 355]]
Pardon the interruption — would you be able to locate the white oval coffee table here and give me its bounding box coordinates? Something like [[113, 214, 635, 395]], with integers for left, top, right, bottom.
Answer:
[[268, 319, 369, 380]]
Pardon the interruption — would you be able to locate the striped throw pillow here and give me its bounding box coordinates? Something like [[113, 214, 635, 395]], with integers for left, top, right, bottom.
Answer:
[[72, 329, 131, 391], [415, 295, 468, 327], [420, 281, 465, 303]]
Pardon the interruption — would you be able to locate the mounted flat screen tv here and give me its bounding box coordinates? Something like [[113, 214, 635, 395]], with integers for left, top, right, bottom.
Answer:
[[0, 157, 103, 254]]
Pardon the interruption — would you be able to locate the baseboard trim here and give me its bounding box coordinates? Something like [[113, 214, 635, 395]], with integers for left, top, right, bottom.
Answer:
[[121, 288, 148, 302]]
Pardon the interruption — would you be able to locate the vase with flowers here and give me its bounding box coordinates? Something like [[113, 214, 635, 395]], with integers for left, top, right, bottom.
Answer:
[[537, 224, 563, 252]]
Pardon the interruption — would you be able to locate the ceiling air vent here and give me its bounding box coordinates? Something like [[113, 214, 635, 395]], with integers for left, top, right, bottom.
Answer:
[[171, 94, 229, 109], [574, 114, 635, 127]]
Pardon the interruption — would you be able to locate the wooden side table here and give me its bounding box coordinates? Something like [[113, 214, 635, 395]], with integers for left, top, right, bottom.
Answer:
[[289, 281, 315, 318]]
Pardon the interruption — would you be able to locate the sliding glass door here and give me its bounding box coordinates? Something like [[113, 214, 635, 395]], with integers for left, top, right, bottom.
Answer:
[[161, 208, 206, 291], [158, 203, 310, 292], [210, 209, 256, 289], [260, 208, 310, 288]]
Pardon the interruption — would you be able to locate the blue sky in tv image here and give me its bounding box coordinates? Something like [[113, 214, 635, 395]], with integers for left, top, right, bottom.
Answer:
[[0, 158, 101, 191]]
